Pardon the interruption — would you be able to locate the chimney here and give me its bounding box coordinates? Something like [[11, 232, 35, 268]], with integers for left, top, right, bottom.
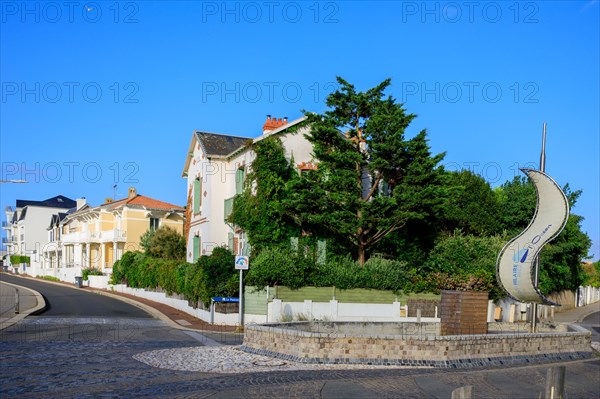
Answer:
[[128, 187, 137, 199], [105, 198, 113, 204], [76, 197, 86, 210], [262, 114, 288, 134]]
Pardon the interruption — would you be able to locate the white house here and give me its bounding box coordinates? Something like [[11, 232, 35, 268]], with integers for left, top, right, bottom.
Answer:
[[181, 115, 314, 262], [3, 195, 77, 275]]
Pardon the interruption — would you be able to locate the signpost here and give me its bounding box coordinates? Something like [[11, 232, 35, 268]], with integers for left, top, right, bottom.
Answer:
[[235, 256, 249, 327]]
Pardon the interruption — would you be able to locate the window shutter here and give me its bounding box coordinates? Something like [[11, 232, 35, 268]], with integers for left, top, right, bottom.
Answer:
[[317, 239, 326, 265], [193, 235, 200, 262], [193, 178, 201, 213], [228, 232, 234, 252], [236, 168, 244, 195]]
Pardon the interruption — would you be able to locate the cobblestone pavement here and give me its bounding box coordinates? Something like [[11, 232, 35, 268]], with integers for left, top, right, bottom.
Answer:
[[2, 315, 599, 398]]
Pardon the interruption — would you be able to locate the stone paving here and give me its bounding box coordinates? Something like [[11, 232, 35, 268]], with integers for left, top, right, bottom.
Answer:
[[2, 317, 600, 398], [133, 345, 428, 373]]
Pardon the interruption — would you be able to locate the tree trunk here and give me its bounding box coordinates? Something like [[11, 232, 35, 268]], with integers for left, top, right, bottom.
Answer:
[[357, 244, 366, 266]]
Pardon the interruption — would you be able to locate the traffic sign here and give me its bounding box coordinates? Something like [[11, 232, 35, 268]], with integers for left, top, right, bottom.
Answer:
[[235, 256, 249, 270]]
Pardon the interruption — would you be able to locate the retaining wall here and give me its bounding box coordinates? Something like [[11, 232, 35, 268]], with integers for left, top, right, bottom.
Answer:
[[242, 322, 592, 368]]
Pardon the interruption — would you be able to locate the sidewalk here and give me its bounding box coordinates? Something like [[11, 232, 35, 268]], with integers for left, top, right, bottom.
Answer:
[[551, 302, 600, 323], [0, 279, 46, 330], [89, 287, 240, 334]]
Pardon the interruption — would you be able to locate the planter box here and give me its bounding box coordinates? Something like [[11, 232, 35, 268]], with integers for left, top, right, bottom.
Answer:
[[440, 290, 489, 335]]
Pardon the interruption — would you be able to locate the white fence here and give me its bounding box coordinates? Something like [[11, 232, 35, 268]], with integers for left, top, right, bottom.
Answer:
[[577, 285, 600, 307]]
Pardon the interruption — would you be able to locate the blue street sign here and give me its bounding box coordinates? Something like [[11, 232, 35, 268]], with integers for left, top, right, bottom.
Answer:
[[212, 297, 239, 303]]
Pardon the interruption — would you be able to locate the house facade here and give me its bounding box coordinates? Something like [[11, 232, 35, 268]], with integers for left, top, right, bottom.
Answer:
[[3, 195, 77, 275], [41, 187, 184, 282], [182, 115, 314, 263]]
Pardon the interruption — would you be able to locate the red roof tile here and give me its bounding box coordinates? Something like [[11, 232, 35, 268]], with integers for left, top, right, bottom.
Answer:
[[102, 195, 183, 211]]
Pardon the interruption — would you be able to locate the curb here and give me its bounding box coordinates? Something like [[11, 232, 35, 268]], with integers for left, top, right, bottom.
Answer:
[[2, 274, 240, 336], [0, 281, 46, 331]]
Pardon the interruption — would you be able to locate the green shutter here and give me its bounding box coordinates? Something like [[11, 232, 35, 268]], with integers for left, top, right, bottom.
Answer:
[[290, 237, 299, 254], [242, 242, 251, 256], [317, 239, 326, 265], [193, 235, 200, 262], [236, 168, 244, 194], [224, 197, 234, 221], [228, 232, 234, 252], [193, 178, 201, 213]]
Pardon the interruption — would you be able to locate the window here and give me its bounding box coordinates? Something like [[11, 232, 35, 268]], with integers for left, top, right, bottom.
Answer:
[[235, 168, 245, 195], [149, 217, 159, 231], [193, 235, 201, 262], [193, 177, 201, 213]]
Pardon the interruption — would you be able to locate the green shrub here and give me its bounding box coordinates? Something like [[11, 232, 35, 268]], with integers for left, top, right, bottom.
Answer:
[[82, 267, 104, 281], [10, 255, 30, 264], [110, 247, 240, 308], [246, 246, 315, 289], [37, 275, 60, 282]]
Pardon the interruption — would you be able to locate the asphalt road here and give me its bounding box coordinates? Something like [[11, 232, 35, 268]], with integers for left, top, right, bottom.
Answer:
[[581, 310, 600, 343], [0, 273, 151, 318], [1, 274, 599, 398]]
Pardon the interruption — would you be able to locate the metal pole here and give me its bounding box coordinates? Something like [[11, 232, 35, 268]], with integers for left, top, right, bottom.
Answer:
[[15, 288, 20, 314], [545, 366, 565, 399], [532, 122, 547, 333], [238, 269, 244, 327]]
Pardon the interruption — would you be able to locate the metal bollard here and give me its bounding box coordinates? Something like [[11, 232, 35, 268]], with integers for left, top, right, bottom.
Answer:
[[15, 288, 20, 314], [545, 366, 566, 399], [451, 385, 473, 399]]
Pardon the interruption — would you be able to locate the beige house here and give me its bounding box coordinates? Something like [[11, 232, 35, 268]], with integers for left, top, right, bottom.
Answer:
[[43, 188, 184, 282]]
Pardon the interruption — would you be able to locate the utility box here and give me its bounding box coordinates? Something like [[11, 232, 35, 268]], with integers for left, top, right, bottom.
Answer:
[[440, 290, 489, 335]]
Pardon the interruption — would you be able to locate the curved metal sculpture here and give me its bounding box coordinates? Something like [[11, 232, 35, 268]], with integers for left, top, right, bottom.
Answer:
[[496, 168, 569, 305]]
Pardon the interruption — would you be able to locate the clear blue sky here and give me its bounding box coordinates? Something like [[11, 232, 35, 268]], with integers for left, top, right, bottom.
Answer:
[[1, 1, 598, 260]]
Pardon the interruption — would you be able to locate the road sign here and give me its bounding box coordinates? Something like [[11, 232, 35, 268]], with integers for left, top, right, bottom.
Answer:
[[212, 297, 239, 303], [235, 256, 249, 270]]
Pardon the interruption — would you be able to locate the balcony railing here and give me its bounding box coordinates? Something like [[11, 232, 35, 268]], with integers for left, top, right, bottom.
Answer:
[[61, 230, 128, 243]]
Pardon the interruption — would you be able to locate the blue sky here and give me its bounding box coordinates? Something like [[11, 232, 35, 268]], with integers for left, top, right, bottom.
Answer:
[[1, 1, 598, 260]]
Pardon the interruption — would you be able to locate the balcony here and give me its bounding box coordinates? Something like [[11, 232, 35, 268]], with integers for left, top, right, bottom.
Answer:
[[2, 221, 10, 230], [62, 230, 127, 244]]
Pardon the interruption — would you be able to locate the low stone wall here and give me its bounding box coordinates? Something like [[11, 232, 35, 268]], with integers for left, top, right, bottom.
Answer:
[[241, 322, 592, 368]]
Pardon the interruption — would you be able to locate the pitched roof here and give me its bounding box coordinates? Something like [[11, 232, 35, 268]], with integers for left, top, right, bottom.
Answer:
[[16, 195, 76, 209], [196, 132, 250, 157], [102, 195, 184, 212], [48, 212, 68, 228]]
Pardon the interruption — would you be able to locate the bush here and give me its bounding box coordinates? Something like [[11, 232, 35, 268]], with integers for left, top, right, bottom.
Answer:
[[246, 246, 315, 289], [413, 232, 504, 299], [10, 255, 30, 264], [141, 227, 186, 260], [37, 275, 60, 282], [82, 267, 104, 281], [111, 248, 240, 307], [247, 246, 410, 293], [196, 247, 238, 304]]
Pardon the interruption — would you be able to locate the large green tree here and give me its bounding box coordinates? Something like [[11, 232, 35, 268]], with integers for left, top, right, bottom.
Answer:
[[440, 170, 501, 236], [289, 77, 447, 265]]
